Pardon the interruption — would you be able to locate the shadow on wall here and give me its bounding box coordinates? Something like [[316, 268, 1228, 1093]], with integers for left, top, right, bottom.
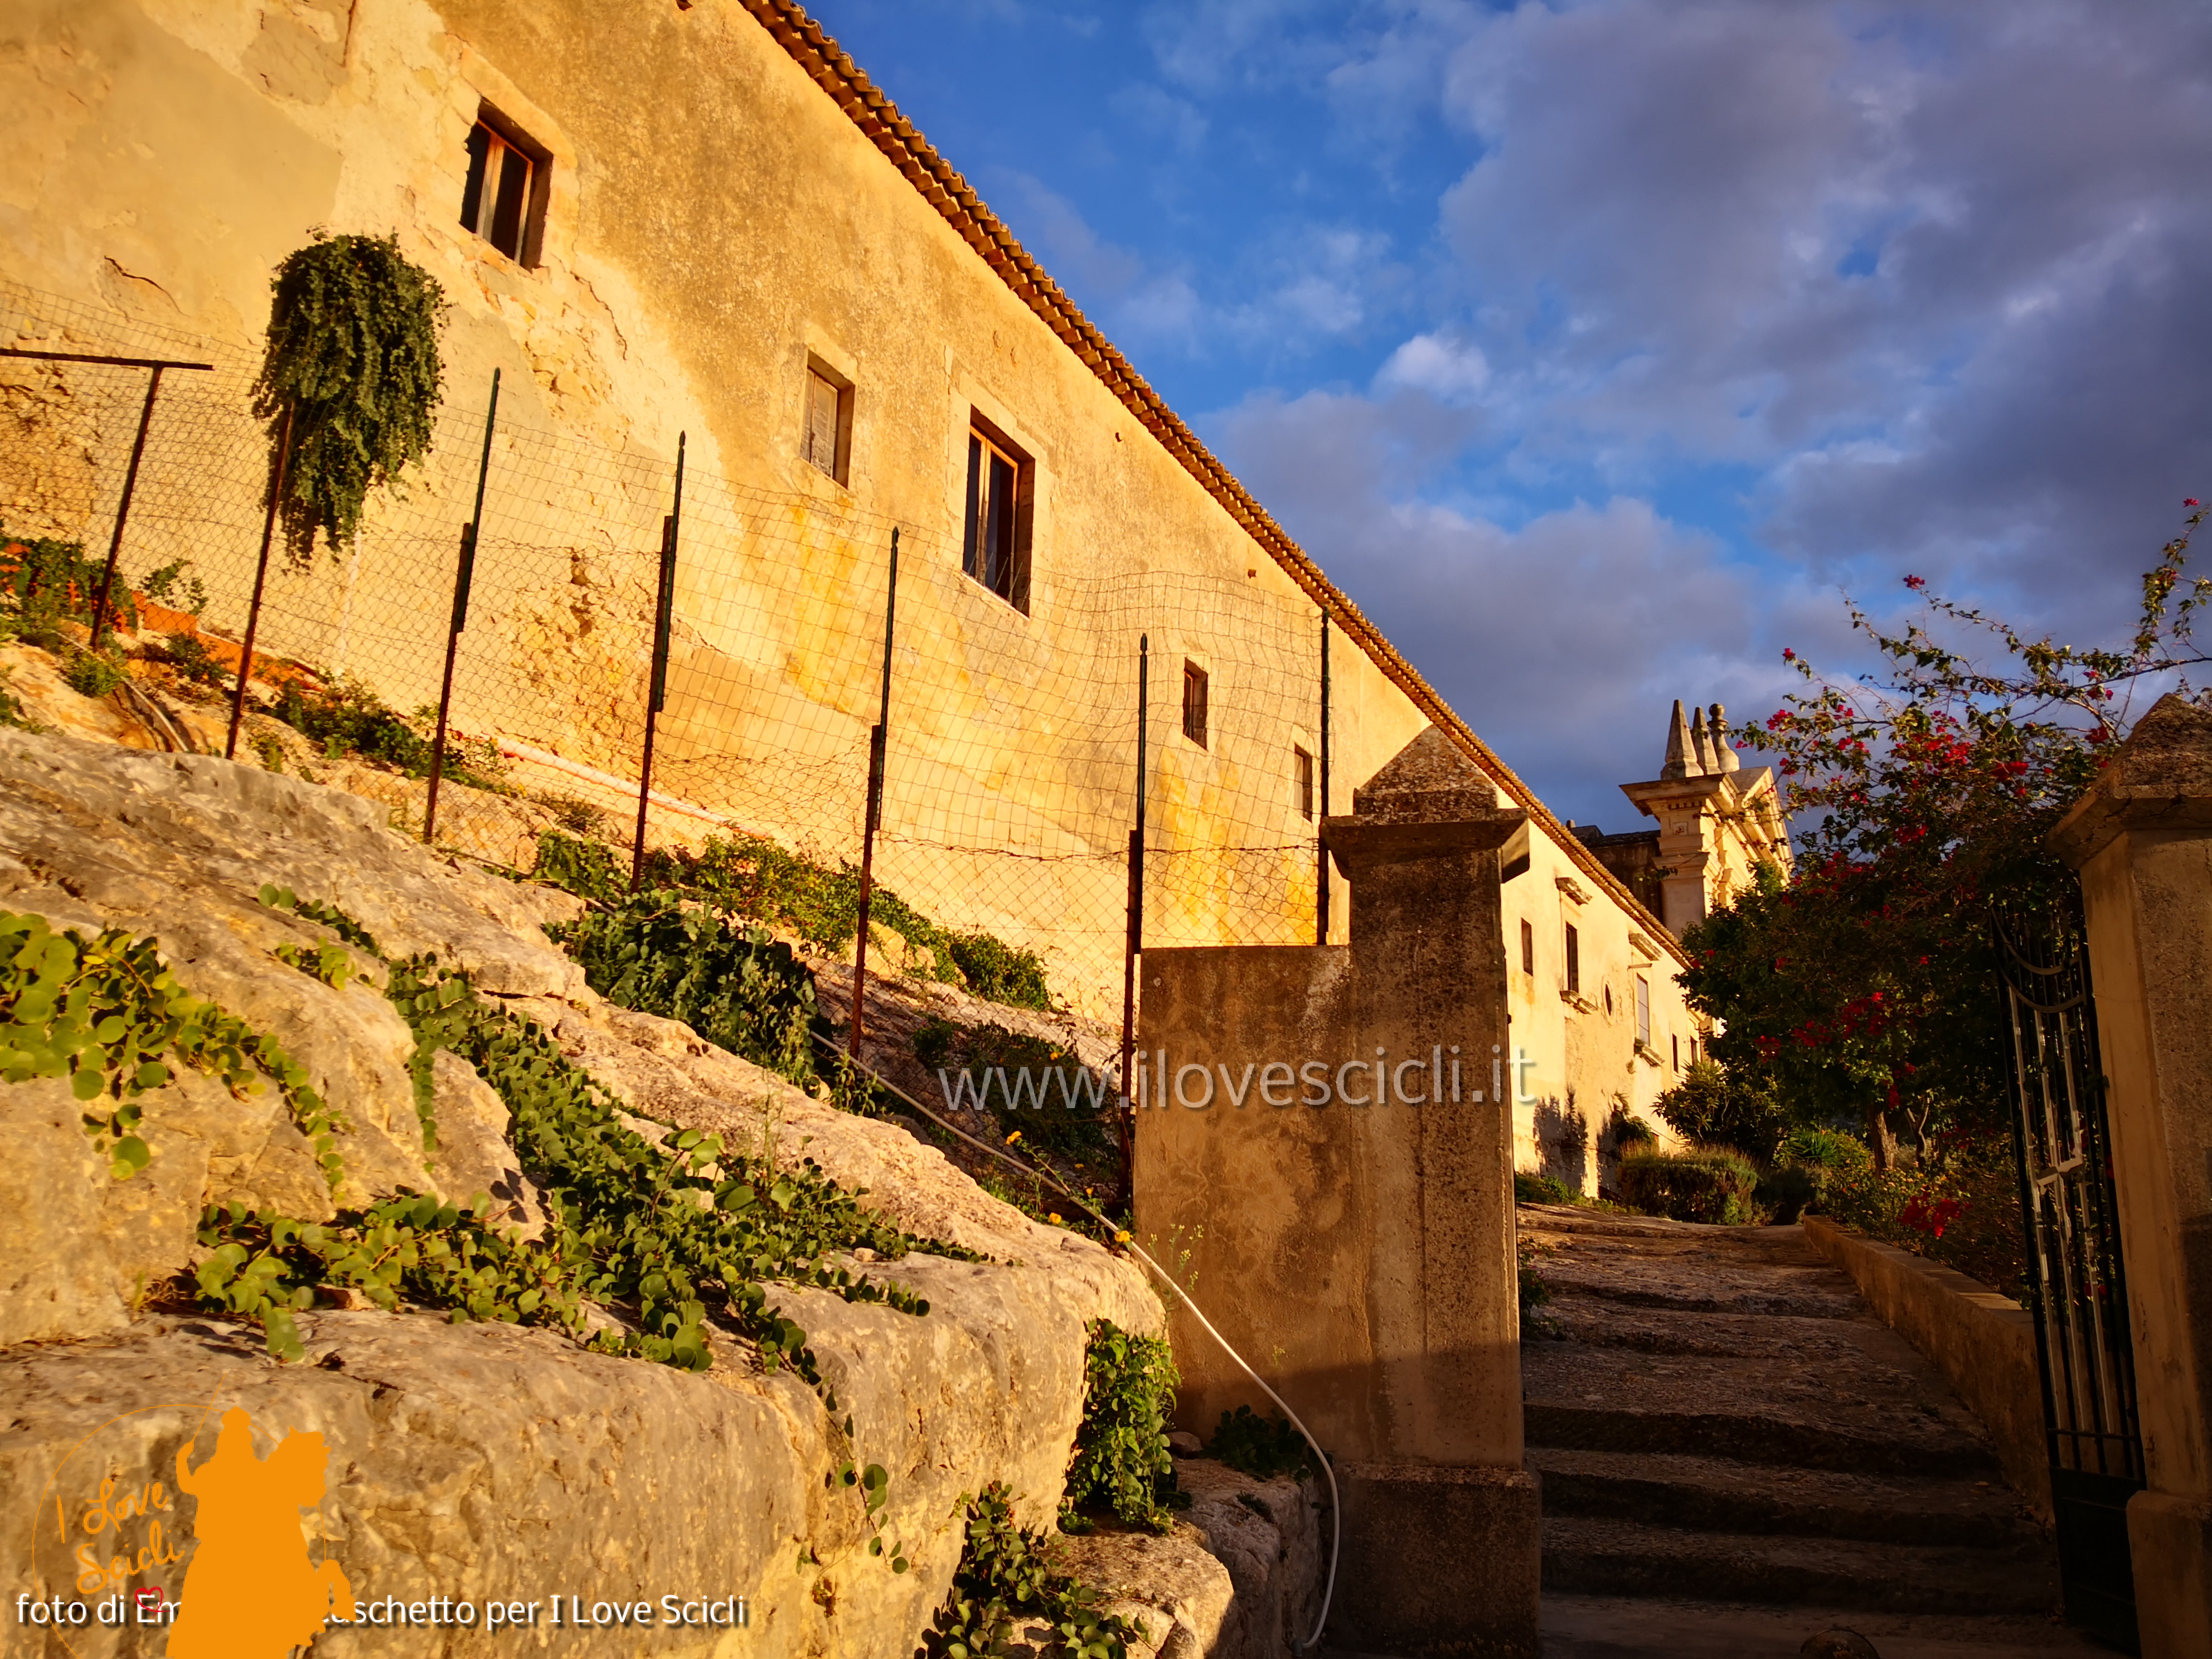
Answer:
[[1594, 1107, 1639, 1197], [1534, 1096, 1590, 1195]]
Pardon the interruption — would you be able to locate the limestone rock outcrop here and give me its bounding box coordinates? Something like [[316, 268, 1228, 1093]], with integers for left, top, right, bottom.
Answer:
[[0, 728, 1191, 1657]]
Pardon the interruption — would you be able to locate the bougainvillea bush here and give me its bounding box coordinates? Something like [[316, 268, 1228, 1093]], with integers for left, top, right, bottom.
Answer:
[[1680, 501, 2211, 1289]]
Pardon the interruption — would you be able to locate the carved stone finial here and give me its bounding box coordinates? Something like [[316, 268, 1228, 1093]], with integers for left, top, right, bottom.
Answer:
[[1709, 702, 1741, 772], [1690, 706, 1714, 774], [1661, 700, 1698, 780]]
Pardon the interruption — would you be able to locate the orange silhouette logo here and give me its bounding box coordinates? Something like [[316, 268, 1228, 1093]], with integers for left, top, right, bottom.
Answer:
[[167, 1409, 356, 1657]]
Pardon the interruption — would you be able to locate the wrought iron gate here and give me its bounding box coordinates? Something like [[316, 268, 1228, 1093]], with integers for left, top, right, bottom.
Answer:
[[1997, 887, 2143, 1652]]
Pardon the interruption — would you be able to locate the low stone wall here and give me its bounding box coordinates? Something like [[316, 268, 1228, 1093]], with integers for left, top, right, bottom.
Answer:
[[1801, 1216, 2049, 1519]]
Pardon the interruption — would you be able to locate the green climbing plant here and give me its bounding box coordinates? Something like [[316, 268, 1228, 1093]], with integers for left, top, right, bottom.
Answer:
[[1060, 1318, 1185, 1534], [0, 909, 343, 1186], [193, 1193, 590, 1365], [255, 232, 445, 562], [916, 1484, 1148, 1659]]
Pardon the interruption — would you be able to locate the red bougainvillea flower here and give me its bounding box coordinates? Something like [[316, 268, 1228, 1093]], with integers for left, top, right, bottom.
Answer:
[[1781, 647, 1795, 661], [1903, 574, 1926, 589], [2187, 498, 2200, 508]]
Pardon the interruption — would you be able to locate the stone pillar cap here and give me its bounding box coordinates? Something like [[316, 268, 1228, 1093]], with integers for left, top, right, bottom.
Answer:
[[1330, 726, 1525, 872], [2050, 693, 2212, 867]]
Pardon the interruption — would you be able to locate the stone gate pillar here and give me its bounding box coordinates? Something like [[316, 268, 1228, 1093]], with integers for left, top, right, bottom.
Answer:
[[2053, 694, 2212, 1658], [1133, 726, 1539, 1657]]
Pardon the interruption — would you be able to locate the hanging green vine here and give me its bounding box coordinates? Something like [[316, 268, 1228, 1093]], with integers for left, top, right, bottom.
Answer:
[[254, 232, 446, 562]]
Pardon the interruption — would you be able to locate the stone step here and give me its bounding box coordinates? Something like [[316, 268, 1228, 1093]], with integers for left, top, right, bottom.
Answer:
[[1540, 1516, 2060, 1614], [1533, 1263, 1864, 1320], [1536, 1303, 1878, 1359], [1525, 1398, 2001, 1476], [1531, 1447, 2041, 1548], [1523, 1339, 1997, 1474]]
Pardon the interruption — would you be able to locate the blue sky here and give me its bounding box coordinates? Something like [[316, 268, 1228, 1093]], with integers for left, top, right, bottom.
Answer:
[[809, 0, 2212, 829]]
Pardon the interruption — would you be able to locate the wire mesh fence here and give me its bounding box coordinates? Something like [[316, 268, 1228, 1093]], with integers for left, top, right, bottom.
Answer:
[[0, 277, 1332, 1015]]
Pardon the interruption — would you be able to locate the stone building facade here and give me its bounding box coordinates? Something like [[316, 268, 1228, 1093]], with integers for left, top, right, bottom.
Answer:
[[0, 0, 1759, 1186]]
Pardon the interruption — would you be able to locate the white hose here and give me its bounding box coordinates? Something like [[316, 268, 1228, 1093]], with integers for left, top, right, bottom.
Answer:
[[810, 1032, 1340, 1650]]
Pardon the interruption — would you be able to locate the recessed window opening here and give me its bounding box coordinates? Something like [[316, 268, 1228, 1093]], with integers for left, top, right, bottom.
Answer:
[[459, 108, 550, 265], [1564, 923, 1580, 995], [1672, 1033, 1680, 1070], [1520, 918, 1535, 976], [1293, 745, 1314, 819], [1182, 661, 1209, 748], [962, 420, 1031, 612], [803, 359, 852, 484], [1636, 977, 1652, 1048], [1604, 983, 1614, 1015]]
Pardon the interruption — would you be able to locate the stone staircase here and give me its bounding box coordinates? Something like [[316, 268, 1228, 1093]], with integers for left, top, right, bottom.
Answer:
[[1519, 1206, 2084, 1655]]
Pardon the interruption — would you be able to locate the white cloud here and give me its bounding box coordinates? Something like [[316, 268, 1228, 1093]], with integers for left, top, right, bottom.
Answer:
[[1376, 330, 1490, 404]]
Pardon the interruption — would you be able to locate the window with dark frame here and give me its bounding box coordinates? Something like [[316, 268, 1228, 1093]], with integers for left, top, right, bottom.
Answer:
[[802, 361, 852, 484], [1182, 661, 1209, 748], [1293, 745, 1314, 819], [1564, 923, 1580, 995], [1672, 1033, 1680, 1070], [1520, 918, 1534, 975], [459, 110, 549, 265], [962, 421, 1031, 612]]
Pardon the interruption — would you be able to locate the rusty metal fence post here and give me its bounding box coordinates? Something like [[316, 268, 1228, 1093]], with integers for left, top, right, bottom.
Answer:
[[0, 348, 212, 649], [630, 434, 686, 889], [225, 401, 295, 761], [1118, 633, 1149, 1184], [1317, 608, 1331, 945], [424, 369, 502, 846], [848, 526, 900, 1053]]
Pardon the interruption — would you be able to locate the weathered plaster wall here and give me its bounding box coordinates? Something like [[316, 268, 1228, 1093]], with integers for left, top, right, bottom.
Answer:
[[1, 0, 1699, 1068]]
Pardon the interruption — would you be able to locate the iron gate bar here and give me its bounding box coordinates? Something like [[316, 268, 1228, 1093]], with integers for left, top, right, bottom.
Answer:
[[1997, 886, 2145, 1651]]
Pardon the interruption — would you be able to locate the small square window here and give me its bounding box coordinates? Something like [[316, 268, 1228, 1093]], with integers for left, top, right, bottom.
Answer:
[[963, 419, 1031, 612], [1293, 745, 1313, 819], [1636, 977, 1652, 1048], [1564, 923, 1580, 995], [1182, 661, 1209, 748], [1521, 919, 1535, 975], [803, 360, 853, 484], [459, 108, 550, 265]]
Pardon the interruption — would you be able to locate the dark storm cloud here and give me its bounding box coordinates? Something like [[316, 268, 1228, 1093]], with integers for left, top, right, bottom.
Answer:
[[1206, 0, 2212, 817]]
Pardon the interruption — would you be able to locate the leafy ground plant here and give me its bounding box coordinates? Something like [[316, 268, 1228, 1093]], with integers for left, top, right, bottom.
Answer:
[[552, 890, 819, 1086], [916, 1483, 1148, 1659], [610, 830, 1054, 1010], [1061, 1318, 1185, 1533], [180, 890, 955, 1374], [916, 1016, 1113, 1162], [1206, 1404, 1316, 1482], [0, 908, 343, 1186], [1618, 1146, 1762, 1224]]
